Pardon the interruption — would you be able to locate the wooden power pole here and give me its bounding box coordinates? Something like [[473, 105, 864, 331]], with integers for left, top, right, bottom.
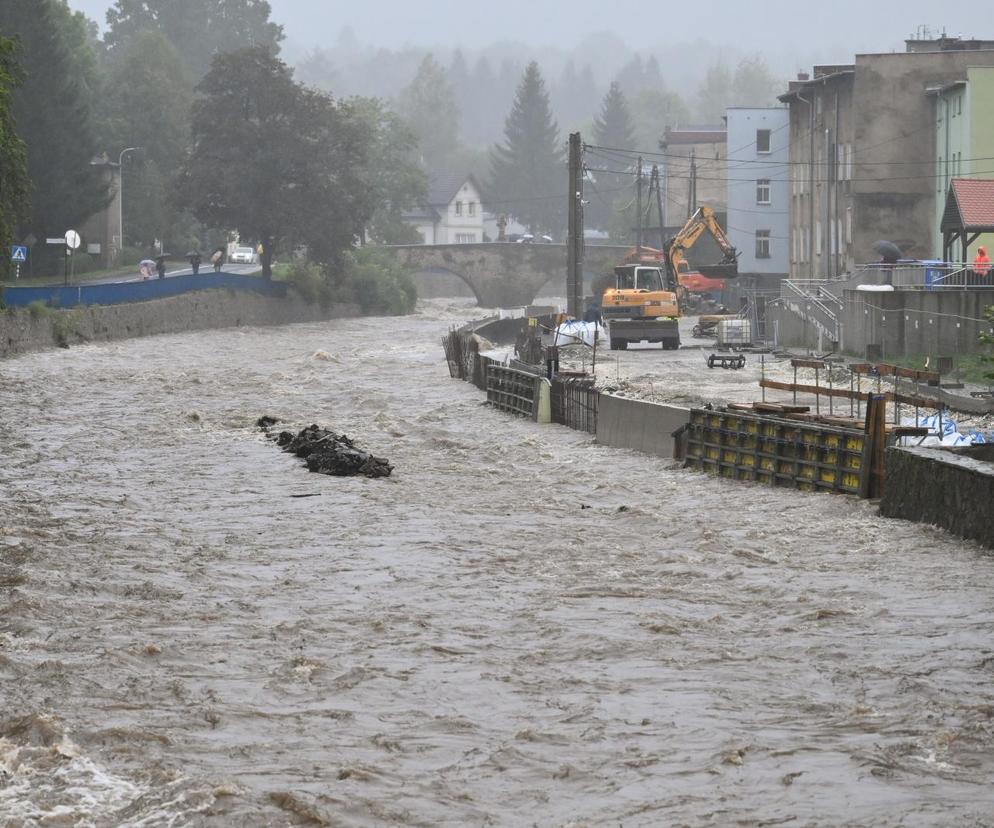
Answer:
[[567, 132, 584, 318]]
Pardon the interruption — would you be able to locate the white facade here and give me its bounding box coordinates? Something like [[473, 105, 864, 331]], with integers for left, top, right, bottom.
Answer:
[[725, 108, 790, 278], [411, 176, 485, 244]]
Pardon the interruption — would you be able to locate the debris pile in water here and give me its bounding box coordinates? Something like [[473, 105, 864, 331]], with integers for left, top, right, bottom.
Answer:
[[257, 417, 392, 478]]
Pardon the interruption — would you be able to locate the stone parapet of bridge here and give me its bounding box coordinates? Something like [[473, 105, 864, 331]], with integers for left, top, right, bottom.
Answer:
[[377, 242, 630, 307]]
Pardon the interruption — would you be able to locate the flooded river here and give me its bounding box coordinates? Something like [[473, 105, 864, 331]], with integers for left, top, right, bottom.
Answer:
[[1, 300, 993, 826]]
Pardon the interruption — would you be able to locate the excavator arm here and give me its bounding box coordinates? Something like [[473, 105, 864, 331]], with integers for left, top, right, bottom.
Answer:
[[663, 206, 739, 291]]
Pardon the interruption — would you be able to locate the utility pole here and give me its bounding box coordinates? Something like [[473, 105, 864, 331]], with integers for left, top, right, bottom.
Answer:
[[825, 127, 832, 279], [566, 132, 584, 318], [688, 151, 697, 219], [653, 165, 665, 251], [635, 156, 644, 255]]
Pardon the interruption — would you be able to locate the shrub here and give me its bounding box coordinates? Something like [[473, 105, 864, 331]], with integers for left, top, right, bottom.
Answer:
[[27, 300, 49, 319], [340, 247, 417, 315], [285, 259, 333, 306]]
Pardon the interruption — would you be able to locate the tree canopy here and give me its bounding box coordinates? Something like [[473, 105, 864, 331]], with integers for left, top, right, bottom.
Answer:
[[587, 82, 636, 230], [489, 62, 565, 234], [178, 47, 373, 277], [395, 55, 460, 177], [0, 36, 29, 279], [105, 0, 284, 78], [0, 0, 109, 251]]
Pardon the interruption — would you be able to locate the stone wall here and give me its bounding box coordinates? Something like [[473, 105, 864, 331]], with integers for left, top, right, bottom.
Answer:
[[0, 288, 357, 359], [880, 445, 994, 549]]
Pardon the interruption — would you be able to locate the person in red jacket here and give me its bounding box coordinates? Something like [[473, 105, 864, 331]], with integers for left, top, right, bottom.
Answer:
[[974, 245, 991, 281]]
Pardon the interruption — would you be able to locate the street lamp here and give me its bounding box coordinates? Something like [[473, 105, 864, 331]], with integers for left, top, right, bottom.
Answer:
[[117, 147, 141, 263]]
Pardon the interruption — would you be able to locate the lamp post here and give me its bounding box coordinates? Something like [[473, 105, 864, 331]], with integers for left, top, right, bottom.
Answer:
[[117, 147, 141, 263]]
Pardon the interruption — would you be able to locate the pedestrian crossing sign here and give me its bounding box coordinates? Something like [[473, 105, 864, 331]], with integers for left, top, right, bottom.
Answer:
[[11, 245, 27, 262]]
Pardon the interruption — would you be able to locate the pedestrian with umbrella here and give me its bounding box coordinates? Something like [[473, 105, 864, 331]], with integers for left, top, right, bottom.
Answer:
[[187, 250, 202, 275], [155, 253, 169, 280], [873, 240, 902, 285], [138, 258, 156, 280], [211, 247, 225, 273]]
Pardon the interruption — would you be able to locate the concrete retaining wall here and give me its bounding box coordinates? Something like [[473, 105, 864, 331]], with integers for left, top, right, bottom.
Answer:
[[0, 289, 357, 359], [596, 394, 690, 458], [769, 288, 994, 358], [880, 445, 994, 549]]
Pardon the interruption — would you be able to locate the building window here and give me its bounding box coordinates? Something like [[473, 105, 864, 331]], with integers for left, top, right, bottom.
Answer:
[[455, 233, 476, 243], [958, 95, 962, 115], [756, 129, 771, 153], [468, 201, 476, 217], [756, 230, 771, 259], [756, 179, 771, 205], [815, 221, 822, 256], [455, 201, 463, 216], [846, 206, 853, 244], [845, 144, 852, 181]]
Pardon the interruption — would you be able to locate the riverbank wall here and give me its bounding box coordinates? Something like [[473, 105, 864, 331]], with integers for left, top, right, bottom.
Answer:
[[0, 288, 356, 359], [881, 444, 994, 550], [451, 316, 690, 458]]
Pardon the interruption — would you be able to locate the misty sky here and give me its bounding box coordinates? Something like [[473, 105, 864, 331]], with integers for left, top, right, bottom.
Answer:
[[65, 0, 986, 58]]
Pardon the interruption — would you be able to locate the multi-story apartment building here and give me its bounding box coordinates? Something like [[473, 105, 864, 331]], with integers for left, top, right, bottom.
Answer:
[[724, 108, 790, 287], [659, 125, 726, 227], [779, 38, 994, 279], [932, 66, 994, 259]]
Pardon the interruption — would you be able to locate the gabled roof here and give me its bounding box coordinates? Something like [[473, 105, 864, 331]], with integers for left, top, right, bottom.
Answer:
[[941, 178, 994, 231], [426, 172, 484, 208]]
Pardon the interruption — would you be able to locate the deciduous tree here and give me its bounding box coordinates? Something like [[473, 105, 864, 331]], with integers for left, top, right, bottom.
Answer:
[[178, 47, 373, 277], [98, 30, 194, 250], [395, 55, 460, 176], [489, 62, 565, 235], [343, 97, 427, 244], [105, 0, 284, 78]]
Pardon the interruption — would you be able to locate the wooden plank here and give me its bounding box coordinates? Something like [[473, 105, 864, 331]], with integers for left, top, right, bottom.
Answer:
[[753, 401, 810, 414], [790, 358, 830, 369], [849, 362, 940, 382], [760, 379, 935, 409]]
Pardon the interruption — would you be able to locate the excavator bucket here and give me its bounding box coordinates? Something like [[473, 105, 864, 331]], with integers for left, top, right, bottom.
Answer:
[[697, 262, 739, 279]]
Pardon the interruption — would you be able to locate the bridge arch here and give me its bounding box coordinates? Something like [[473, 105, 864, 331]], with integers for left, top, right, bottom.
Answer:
[[378, 243, 629, 307]]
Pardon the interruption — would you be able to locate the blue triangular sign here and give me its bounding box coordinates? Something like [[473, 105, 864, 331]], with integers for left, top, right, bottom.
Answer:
[[11, 246, 27, 262]]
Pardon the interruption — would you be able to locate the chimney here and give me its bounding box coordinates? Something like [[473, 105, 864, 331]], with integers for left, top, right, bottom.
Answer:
[[797, 72, 810, 81]]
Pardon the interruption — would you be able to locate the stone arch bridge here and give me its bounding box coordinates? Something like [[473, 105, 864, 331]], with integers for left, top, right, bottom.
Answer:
[[379, 243, 630, 307]]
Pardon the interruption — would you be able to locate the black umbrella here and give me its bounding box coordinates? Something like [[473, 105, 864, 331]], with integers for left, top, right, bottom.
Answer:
[[873, 240, 902, 264]]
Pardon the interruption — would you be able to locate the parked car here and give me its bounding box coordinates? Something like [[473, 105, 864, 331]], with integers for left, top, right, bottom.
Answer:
[[516, 234, 535, 243], [230, 245, 256, 264]]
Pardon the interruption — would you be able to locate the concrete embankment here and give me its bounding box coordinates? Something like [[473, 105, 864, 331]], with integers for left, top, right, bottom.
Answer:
[[0, 289, 357, 359]]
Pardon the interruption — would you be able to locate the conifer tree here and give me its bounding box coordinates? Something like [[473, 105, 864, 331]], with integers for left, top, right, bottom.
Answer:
[[489, 62, 565, 234], [0, 0, 108, 253], [588, 81, 636, 230], [0, 37, 28, 279]]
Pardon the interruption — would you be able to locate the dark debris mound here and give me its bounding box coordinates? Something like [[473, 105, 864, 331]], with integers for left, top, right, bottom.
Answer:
[[259, 418, 392, 478]]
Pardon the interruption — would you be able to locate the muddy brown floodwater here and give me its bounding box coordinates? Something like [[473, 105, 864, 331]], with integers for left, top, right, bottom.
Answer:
[[1, 300, 993, 827]]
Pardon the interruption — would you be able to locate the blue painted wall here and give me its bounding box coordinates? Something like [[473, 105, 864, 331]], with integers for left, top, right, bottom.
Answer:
[[725, 108, 790, 277], [1, 272, 286, 308]]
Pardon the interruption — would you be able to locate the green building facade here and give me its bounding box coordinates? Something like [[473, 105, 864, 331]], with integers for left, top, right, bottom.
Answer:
[[934, 66, 994, 259]]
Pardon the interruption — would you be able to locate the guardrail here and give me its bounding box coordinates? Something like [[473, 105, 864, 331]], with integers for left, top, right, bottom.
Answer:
[[1, 272, 286, 309], [780, 279, 842, 344], [849, 262, 988, 290]]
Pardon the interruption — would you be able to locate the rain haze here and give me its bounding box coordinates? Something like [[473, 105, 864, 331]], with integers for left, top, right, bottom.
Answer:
[[67, 0, 981, 58]]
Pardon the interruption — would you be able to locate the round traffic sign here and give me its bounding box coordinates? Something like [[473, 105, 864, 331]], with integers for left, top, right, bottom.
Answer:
[[65, 229, 81, 250]]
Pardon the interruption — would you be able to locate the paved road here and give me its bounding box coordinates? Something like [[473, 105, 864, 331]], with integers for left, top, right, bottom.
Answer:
[[80, 262, 263, 285]]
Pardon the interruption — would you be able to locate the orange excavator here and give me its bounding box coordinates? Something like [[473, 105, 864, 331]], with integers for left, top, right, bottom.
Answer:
[[601, 206, 739, 350]]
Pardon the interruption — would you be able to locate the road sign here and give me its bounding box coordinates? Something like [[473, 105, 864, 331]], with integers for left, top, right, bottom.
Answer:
[[65, 229, 81, 250], [11, 245, 27, 262]]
